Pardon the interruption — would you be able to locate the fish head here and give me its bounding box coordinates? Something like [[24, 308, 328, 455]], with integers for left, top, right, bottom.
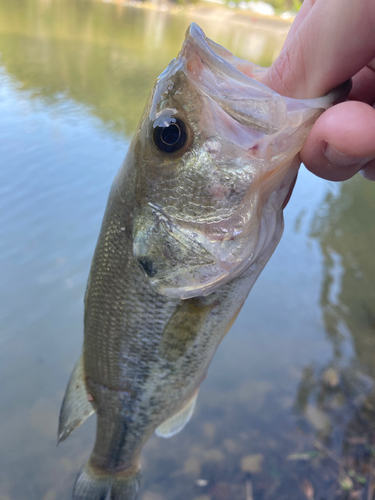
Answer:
[[131, 23, 349, 299]]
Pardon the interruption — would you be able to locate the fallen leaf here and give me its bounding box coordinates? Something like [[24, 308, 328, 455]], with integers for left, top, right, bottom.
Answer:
[[241, 454, 263, 473], [301, 479, 314, 500]]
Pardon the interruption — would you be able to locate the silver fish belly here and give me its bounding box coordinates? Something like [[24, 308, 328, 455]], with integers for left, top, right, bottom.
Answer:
[[58, 23, 349, 500]]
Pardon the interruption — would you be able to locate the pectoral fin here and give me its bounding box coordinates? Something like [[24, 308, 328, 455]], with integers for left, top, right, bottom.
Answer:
[[155, 390, 199, 438], [58, 355, 95, 444]]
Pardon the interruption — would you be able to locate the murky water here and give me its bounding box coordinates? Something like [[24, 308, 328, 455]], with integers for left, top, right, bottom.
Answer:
[[1, 1, 375, 499]]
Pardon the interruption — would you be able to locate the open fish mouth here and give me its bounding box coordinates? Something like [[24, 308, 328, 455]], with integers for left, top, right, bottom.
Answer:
[[179, 23, 288, 135], [176, 24, 349, 135]]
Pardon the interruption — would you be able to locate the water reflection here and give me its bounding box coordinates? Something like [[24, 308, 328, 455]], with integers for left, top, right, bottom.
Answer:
[[311, 178, 375, 369], [290, 177, 375, 499], [0, 0, 286, 138], [1, 0, 375, 499]]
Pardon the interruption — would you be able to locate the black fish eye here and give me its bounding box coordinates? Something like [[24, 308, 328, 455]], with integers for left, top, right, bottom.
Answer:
[[153, 118, 187, 153]]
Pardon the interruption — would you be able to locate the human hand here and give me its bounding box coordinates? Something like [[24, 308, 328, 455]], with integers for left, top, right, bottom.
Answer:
[[263, 0, 375, 181]]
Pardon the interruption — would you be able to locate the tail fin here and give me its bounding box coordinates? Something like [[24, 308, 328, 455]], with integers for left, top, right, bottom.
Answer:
[[73, 461, 141, 500]]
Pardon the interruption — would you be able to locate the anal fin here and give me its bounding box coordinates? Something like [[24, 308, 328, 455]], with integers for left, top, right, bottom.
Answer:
[[155, 390, 199, 438], [58, 355, 95, 444]]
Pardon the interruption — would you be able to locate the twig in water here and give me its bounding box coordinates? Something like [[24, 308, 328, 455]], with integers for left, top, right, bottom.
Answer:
[[367, 461, 374, 500], [302, 478, 314, 500], [296, 427, 345, 467], [246, 479, 254, 500]]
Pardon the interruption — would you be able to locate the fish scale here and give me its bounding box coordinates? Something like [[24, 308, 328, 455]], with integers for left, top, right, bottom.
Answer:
[[58, 23, 350, 500]]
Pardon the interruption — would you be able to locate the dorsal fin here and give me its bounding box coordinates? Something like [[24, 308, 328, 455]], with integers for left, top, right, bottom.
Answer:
[[155, 390, 199, 438], [58, 355, 95, 444]]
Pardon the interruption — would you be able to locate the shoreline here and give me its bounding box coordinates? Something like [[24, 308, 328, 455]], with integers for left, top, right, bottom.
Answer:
[[101, 0, 293, 32]]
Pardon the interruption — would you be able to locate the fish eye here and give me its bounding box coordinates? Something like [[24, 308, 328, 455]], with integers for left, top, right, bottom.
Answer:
[[153, 118, 187, 154]]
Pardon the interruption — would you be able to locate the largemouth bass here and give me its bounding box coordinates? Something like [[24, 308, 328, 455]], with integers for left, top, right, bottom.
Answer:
[[58, 23, 349, 500]]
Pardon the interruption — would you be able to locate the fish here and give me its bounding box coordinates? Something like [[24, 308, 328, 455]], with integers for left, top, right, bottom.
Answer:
[[58, 23, 350, 500]]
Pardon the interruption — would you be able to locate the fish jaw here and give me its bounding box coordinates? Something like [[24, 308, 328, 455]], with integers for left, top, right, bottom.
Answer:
[[131, 24, 350, 299], [179, 23, 288, 135]]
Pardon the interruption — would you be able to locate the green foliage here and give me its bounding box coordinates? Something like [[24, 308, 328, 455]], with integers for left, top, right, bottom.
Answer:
[[292, 0, 302, 11], [226, 0, 302, 13], [260, 0, 301, 12]]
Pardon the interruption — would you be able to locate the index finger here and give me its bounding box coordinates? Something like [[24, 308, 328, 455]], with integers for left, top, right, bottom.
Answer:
[[264, 0, 375, 98]]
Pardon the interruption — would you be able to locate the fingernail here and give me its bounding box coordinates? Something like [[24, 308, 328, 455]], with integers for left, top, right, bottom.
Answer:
[[324, 143, 374, 167]]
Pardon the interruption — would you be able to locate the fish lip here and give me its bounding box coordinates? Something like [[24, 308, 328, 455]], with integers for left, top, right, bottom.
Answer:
[[181, 23, 351, 116], [180, 23, 278, 99], [178, 25, 293, 135]]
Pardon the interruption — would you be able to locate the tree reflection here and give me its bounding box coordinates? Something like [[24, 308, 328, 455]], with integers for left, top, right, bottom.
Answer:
[[310, 176, 375, 376], [292, 176, 375, 498], [0, 0, 285, 139]]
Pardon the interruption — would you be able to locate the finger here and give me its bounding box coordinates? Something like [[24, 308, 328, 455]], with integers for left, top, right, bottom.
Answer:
[[263, 0, 375, 98], [282, 0, 316, 45], [349, 62, 375, 104], [301, 101, 375, 181]]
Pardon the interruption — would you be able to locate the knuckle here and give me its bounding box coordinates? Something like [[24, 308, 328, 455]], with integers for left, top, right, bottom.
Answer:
[[267, 48, 294, 97]]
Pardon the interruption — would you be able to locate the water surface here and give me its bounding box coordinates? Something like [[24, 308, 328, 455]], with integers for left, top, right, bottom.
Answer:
[[1, 2, 375, 499]]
